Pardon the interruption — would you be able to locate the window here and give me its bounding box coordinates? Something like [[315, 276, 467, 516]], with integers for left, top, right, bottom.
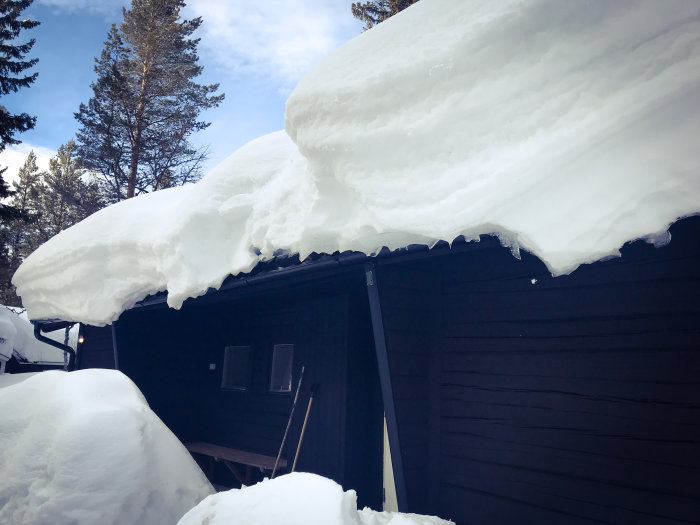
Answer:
[[221, 345, 251, 390], [269, 344, 293, 393]]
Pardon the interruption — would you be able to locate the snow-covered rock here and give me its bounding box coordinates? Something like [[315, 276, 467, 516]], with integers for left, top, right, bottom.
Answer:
[[177, 472, 453, 525], [0, 369, 214, 524], [13, 0, 700, 325], [0, 306, 70, 364]]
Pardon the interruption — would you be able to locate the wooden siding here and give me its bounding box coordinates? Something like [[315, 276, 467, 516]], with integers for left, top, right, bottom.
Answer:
[[292, 292, 349, 481], [111, 275, 382, 505], [116, 306, 210, 442], [77, 324, 115, 369], [376, 262, 440, 515], [345, 287, 384, 510], [378, 217, 700, 524]]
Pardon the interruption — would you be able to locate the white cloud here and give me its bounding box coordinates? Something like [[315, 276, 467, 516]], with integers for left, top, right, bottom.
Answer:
[[0, 144, 55, 190], [38, 0, 362, 92], [37, 0, 126, 19], [183, 0, 362, 91]]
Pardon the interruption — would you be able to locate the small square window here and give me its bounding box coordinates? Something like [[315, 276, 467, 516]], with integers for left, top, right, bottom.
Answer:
[[221, 346, 251, 390], [269, 344, 293, 393]]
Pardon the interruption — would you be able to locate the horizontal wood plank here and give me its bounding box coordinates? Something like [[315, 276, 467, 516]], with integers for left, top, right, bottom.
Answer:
[[185, 442, 286, 470]]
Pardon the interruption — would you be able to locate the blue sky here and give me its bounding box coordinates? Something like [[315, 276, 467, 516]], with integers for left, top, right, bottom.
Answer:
[[1, 0, 363, 182]]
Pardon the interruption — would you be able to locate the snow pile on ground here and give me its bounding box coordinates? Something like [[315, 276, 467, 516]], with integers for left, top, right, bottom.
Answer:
[[177, 472, 453, 525], [0, 369, 214, 524], [13, 0, 700, 325], [0, 306, 73, 364]]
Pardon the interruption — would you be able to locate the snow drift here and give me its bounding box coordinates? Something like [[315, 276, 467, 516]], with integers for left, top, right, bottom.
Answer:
[[13, 0, 700, 325], [0, 370, 214, 524], [177, 472, 453, 525]]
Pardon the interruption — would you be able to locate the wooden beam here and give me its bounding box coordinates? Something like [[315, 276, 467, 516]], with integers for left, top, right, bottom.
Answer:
[[111, 322, 120, 370], [221, 460, 246, 485], [185, 442, 286, 471], [364, 261, 408, 512]]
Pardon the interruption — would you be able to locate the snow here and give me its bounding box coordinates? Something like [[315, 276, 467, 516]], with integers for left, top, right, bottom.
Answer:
[[177, 472, 453, 525], [0, 311, 16, 361], [0, 306, 75, 364], [0, 369, 214, 524], [12, 0, 700, 325], [0, 372, 451, 524]]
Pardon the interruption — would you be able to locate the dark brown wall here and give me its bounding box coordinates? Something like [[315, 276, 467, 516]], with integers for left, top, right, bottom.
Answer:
[[77, 324, 115, 369], [115, 305, 210, 441], [376, 261, 440, 515], [102, 274, 382, 507], [378, 217, 700, 525], [345, 288, 384, 510]]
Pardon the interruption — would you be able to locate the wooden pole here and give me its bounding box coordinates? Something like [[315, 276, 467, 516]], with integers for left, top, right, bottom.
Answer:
[[272, 365, 305, 479], [292, 383, 319, 472]]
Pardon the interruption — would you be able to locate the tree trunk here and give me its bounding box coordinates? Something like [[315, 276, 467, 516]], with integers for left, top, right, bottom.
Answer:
[[127, 129, 140, 199], [127, 60, 151, 199]]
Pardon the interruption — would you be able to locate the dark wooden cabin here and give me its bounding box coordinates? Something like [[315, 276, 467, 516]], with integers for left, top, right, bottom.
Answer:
[[76, 266, 384, 509], [74, 215, 700, 525]]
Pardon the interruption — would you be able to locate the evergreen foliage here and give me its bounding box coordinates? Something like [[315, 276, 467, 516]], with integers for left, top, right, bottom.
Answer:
[[0, 150, 40, 304], [0, 144, 103, 305], [75, 0, 224, 203], [0, 0, 39, 222], [1, 165, 17, 215], [351, 0, 419, 30], [0, 0, 39, 301], [36, 141, 102, 242]]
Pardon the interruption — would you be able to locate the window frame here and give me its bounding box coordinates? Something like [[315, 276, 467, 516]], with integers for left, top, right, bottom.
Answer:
[[220, 345, 252, 391], [269, 343, 294, 394]]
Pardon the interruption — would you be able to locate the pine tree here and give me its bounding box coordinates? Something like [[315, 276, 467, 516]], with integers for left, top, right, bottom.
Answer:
[[351, 0, 419, 30], [0, 166, 15, 216], [36, 140, 101, 242], [0, 144, 103, 304], [0, 0, 39, 222], [0, 150, 41, 305], [75, 0, 224, 203], [7, 149, 41, 248]]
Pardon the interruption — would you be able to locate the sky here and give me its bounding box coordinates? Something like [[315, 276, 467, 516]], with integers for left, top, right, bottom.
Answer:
[[0, 0, 363, 185]]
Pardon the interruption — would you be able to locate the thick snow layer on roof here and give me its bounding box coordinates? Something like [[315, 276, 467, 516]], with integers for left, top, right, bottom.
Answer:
[[0, 306, 74, 363], [177, 472, 453, 525], [13, 0, 700, 325], [0, 370, 214, 524]]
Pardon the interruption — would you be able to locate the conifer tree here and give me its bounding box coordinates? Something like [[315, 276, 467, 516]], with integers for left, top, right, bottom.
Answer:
[[351, 0, 419, 30], [75, 0, 224, 203], [0, 143, 103, 304], [0, 0, 39, 222], [0, 166, 15, 216], [36, 140, 101, 242], [0, 150, 40, 305], [7, 149, 41, 248]]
